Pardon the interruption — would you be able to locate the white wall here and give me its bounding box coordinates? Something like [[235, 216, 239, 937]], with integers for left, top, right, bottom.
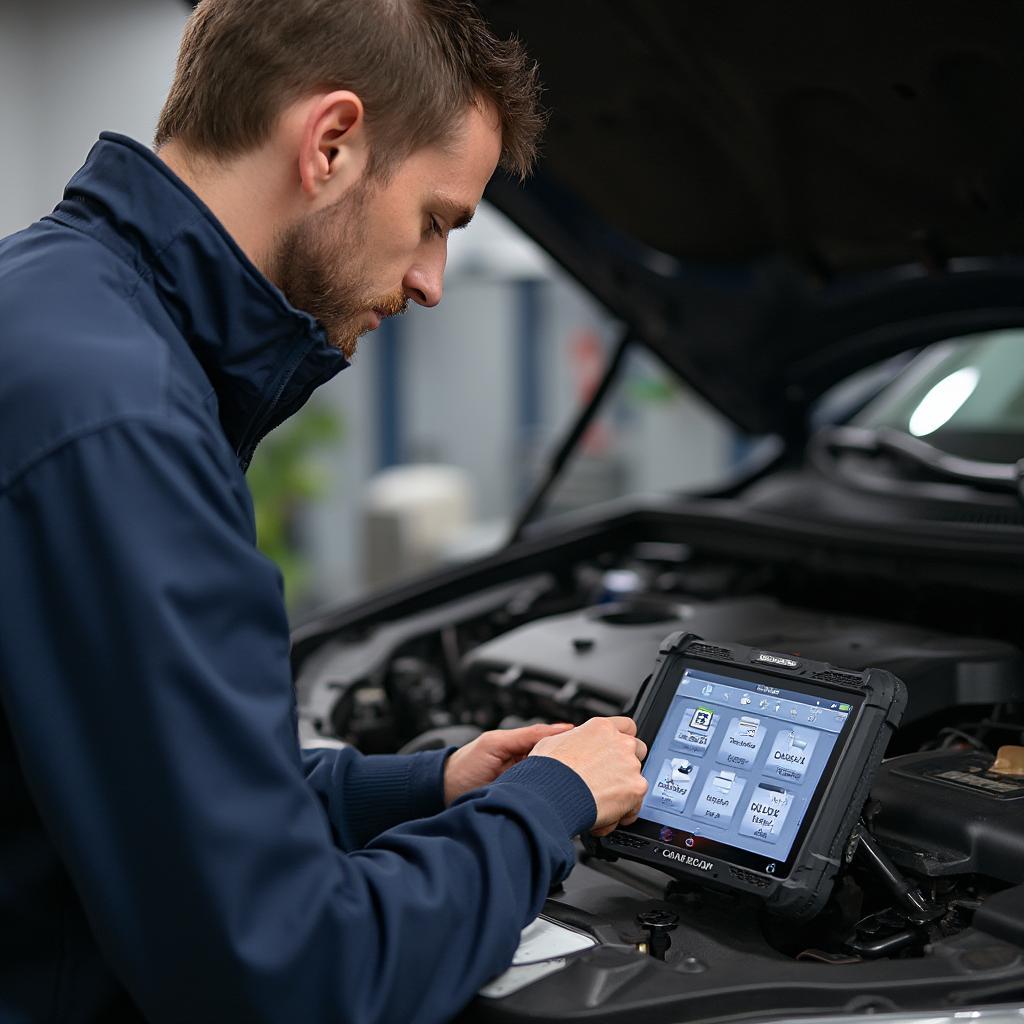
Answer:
[[0, 0, 188, 237], [402, 280, 518, 520], [0, 5, 34, 233]]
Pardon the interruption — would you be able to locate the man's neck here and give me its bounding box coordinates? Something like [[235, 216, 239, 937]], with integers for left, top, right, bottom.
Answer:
[[156, 141, 284, 274]]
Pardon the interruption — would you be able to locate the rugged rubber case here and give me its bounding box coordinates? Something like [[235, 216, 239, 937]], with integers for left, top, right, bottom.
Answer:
[[586, 632, 907, 919]]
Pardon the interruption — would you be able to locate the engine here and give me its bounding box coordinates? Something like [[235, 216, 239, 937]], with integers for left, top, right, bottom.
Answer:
[[295, 549, 1024, 991]]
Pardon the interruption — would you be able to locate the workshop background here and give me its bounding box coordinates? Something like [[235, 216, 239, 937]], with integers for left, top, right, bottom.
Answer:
[[0, 0, 740, 617]]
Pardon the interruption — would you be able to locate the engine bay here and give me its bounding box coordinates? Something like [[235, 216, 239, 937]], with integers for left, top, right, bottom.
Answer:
[[294, 531, 1024, 1022]]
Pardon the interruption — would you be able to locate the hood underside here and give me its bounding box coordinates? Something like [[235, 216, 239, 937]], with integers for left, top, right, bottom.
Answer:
[[479, 0, 1024, 435]]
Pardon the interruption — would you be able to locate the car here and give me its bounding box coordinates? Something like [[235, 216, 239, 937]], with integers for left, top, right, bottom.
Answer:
[[289, 3, 1024, 1022]]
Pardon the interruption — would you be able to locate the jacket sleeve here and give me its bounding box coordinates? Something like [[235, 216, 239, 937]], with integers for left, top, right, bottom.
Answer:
[[300, 745, 453, 850], [0, 412, 597, 1024]]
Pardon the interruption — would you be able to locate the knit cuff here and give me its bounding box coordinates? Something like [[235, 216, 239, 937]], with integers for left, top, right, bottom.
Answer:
[[490, 756, 597, 838]]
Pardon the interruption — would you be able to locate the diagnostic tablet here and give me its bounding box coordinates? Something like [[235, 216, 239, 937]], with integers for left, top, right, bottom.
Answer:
[[589, 633, 906, 918]]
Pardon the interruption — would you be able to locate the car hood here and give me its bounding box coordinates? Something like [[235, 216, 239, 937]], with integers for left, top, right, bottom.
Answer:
[[479, 0, 1024, 437]]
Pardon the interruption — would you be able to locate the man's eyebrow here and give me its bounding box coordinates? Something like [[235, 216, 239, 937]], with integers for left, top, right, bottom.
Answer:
[[433, 195, 475, 230]]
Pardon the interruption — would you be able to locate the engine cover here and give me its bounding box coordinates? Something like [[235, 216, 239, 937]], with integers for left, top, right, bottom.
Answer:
[[459, 595, 1023, 724]]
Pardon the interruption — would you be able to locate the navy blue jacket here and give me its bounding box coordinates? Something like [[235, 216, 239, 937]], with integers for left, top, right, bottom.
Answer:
[[0, 134, 596, 1024]]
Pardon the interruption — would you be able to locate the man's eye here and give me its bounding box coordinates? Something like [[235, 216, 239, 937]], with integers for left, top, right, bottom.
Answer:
[[426, 216, 444, 239]]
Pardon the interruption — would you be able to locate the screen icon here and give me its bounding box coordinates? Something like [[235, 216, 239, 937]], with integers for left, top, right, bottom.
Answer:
[[701, 684, 714, 697], [674, 706, 719, 755], [759, 698, 771, 710], [693, 769, 746, 829], [739, 783, 793, 843], [764, 726, 819, 783], [740, 694, 752, 706], [718, 714, 767, 770], [690, 706, 714, 732], [649, 757, 698, 812]]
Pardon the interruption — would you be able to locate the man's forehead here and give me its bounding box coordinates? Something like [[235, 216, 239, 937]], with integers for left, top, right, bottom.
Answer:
[[418, 102, 501, 220]]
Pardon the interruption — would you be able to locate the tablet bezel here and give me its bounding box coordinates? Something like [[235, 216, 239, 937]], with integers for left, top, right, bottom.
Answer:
[[618, 657, 867, 880]]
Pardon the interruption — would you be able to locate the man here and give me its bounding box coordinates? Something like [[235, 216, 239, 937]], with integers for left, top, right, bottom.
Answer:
[[0, 1, 649, 1022]]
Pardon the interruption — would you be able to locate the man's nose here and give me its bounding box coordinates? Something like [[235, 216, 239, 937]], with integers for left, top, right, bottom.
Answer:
[[403, 257, 444, 308]]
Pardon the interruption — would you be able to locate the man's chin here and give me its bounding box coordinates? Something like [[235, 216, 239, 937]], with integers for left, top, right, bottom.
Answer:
[[321, 302, 395, 358], [334, 335, 360, 360], [323, 321, 368, 360]]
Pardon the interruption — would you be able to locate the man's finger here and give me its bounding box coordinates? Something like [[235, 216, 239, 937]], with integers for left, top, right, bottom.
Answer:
[[535, 722, 574, 735], [618, 804, 643, 827], [607, 716, 637, 736], [635, 738, 647, 761], [497, 722, 573, 754], [517, 722, 573, 743]]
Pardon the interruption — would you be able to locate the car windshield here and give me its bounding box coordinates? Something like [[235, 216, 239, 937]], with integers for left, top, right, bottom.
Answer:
[[853, 330, 1024, 464]]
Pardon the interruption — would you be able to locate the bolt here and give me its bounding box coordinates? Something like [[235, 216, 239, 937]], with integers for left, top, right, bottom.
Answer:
[[636, 910, 679, 960]]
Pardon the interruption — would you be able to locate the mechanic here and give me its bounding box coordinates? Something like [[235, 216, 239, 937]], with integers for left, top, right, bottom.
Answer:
[[0, 1, 649, 1022]]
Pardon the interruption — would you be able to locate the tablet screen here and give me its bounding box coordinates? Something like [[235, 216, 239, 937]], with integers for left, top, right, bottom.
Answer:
[[626, 663, 863, 877]]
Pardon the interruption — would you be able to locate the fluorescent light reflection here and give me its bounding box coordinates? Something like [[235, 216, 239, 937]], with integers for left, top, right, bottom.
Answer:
[[908, 366, 980, 437]]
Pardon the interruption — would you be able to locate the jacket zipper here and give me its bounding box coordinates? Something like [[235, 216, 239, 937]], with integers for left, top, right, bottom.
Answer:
[[235, 335, 313, 472]]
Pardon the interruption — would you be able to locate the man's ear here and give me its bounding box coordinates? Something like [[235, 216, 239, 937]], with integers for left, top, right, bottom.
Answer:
[[297, 90, 369, 199]]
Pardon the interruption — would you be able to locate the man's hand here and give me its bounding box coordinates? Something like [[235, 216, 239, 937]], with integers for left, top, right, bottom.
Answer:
[[528, 717, 648, 835], [444, 723, 575, 805]]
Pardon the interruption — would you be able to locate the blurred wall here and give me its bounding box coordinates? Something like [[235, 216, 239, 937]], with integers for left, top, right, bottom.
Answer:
[[0, 0, 187, 237]]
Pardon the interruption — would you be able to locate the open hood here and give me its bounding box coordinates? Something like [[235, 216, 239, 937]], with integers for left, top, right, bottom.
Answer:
[[479, 0, 1024, 436]]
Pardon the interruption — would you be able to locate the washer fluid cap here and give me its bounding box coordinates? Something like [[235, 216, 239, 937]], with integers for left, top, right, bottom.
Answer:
[[990, 745, 1024, 777]]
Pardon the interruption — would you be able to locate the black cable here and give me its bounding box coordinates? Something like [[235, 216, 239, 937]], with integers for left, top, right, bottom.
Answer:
[[921, 725, 987, 752], [936, 728, 988, 752]]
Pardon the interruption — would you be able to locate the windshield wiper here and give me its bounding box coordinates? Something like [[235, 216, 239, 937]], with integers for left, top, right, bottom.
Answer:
[[814, 425, 1024, 500]]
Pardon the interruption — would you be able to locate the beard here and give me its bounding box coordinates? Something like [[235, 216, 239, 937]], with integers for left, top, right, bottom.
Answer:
[[265, 181, 407, 359]]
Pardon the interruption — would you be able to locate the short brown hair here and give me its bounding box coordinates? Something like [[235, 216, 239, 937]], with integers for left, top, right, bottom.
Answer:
[[154, 0, 544, 180]]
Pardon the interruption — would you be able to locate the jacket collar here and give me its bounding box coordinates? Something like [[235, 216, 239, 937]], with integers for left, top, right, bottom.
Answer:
[[51, 132, 349, 469]]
